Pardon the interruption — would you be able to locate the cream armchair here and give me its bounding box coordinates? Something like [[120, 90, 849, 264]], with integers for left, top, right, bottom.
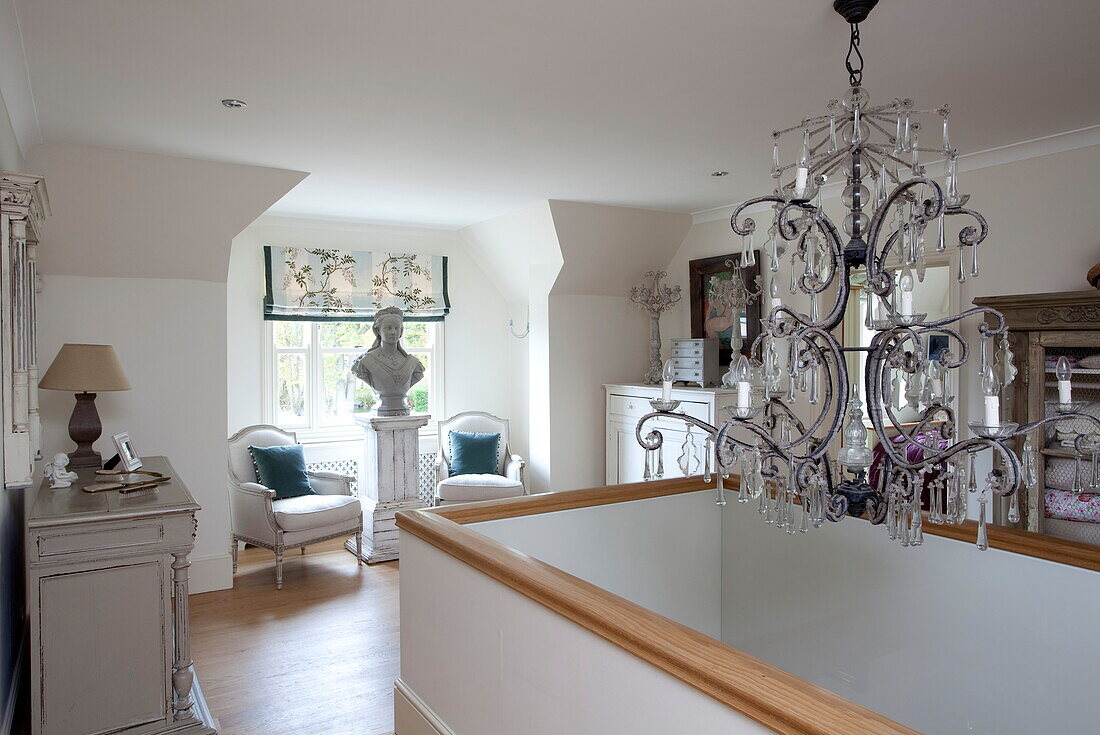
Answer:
[[228, 424, 363, 589], [435, 411, 526, 506]]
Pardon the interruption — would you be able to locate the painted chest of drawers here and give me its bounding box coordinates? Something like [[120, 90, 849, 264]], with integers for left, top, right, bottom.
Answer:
[[668, 338, 720, 387], [604, 383, 737, 485], [26, 456, 217, 735]]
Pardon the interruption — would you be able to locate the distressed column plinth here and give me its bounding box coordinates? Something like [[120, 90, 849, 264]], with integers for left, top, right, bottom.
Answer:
[[346, 413, 430, 563]]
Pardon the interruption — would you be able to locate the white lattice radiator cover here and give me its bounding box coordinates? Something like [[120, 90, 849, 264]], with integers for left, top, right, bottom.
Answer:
[[307, 452, 437, 506]]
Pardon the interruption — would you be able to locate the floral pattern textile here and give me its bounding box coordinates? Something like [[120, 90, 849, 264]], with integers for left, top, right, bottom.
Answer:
[[1045, 488, 1100, 523], [264, 246, 449, 321]]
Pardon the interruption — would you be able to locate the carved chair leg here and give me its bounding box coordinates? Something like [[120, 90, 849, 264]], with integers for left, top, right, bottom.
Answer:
[[275, 548, 284, 590], [230, 537, 238, 574], [356, 531, 363, 566]]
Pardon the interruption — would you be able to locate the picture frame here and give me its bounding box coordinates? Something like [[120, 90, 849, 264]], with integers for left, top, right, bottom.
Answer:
[[689, 252, 763, 370], [111, 432, 142, 472]]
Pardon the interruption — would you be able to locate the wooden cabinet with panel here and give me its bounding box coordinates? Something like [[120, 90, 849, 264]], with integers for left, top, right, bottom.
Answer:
[[974, 291, 1100, 542], [26, 457, 217, 735]]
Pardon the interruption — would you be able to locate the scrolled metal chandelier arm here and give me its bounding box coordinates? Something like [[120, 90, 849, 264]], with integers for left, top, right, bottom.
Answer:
[[864, 177, 944, 283]]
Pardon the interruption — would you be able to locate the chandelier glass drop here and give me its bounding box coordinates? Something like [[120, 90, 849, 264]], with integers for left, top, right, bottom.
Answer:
[[636, 0, 1100, 548]]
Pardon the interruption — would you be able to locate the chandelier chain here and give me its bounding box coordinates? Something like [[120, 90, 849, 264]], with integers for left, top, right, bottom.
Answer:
[[845, 22, 864, 87]]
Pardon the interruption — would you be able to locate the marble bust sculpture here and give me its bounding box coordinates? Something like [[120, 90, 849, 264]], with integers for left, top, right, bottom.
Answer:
[[351, 307, 426, 417]]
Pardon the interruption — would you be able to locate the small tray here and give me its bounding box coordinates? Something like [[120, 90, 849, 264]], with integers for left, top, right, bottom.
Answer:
[[83, 470, 171, 494], [890, 313, 927, 327], [1047, 400, 1089, 415], [649, 399, 682, 413], [725, 405, 763, 420], [968, 421, 1019, 439]]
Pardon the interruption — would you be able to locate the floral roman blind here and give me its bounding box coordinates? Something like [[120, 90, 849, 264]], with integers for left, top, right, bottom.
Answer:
[[264, 246, 449, 322]]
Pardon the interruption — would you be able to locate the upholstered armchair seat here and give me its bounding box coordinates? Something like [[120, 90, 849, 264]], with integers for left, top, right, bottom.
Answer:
[[228, 424, 363, 589], [437, 473, 525, 503], [272, 494, 361, 531], [435, 411, 527, 506]]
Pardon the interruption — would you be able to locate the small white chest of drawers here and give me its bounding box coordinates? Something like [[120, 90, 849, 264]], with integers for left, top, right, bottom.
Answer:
[[668, 338, 720, 387], [26, 456, 217, 735], [605, 383, 737, 485]]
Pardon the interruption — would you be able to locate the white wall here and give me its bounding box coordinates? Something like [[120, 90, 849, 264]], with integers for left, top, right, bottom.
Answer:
[[37, 276, 230, 584], [0, 87, 23, 173], [473, 491, 722, 637], [399, 531, 768, 735], [547, 294, 649, 490], [460, 202, 562, 490], [543, 201, 693, 491], [720, 503, 1100, 735], [227, 215, 523, 459], [28, 143, 302, 593], [461, 201, 692, 492]]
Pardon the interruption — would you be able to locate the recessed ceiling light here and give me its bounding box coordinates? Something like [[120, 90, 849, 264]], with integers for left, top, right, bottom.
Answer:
[[711, 170, 729, 177], [221, 99, 247, 109]]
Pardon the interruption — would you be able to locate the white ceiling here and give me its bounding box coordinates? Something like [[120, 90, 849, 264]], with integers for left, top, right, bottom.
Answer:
[[12, 0, 1100, 228]]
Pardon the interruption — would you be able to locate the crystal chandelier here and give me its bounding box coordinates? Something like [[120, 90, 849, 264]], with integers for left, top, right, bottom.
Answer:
[[636, 0, 1100, 548]]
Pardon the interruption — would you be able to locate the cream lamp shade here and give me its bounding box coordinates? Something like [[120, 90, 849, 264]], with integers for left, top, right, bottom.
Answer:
[[40, 344, 131, 392]]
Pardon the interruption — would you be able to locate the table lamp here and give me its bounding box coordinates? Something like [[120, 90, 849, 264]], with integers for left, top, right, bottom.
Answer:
[[39, 344, 131, 468]]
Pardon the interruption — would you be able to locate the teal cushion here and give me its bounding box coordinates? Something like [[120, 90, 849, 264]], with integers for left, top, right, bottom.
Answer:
[[248, 444, 315, 500], [448, 431, 501, 477]]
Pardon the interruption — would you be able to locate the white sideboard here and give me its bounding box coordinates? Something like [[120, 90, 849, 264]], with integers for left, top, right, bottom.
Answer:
[[605, 383, 737, 485], [26, 456, 217, 735]]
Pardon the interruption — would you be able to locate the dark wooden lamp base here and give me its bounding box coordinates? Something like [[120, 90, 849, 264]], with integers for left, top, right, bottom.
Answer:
[[67, 391, 103, 468]]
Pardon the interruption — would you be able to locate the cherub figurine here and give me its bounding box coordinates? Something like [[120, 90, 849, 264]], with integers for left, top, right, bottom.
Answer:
[[44, 453, 79, 489]]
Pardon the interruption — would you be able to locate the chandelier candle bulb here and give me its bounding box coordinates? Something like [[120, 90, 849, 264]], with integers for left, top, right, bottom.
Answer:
[[795, 167, 809, 199], [735, 355, 753, 409], [899, 266, 915, 317], [661, 359, 675, 403], [769, 278, 782, 312], [1056, 356, 1073, 404], [981, 365, 1000, 427]]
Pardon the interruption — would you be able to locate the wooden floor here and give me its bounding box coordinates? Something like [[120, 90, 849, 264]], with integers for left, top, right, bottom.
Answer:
[[190, 539, 399, 735]]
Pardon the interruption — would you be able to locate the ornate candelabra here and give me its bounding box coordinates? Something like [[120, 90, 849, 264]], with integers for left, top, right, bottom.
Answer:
[[630, 270, 682, 384], [709, 258, 762, 355], [636, 0, 1100, 549]]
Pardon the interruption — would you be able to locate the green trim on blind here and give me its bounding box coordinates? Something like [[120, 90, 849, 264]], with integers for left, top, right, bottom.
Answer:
[[263, 245, 450, 322]]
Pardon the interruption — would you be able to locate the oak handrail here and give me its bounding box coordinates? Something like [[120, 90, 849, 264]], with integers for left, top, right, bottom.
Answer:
[[398, 476, 919, 735], [399, 473, 1100, 735], [432, 473, 1100, 573]]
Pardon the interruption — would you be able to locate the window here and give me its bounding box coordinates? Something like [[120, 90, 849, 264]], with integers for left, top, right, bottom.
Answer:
[[268, 320, 443, 439]]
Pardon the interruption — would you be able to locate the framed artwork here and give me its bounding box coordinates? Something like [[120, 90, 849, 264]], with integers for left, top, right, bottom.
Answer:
[[111, 432, 142, 472], [689, 252, 762, 370]]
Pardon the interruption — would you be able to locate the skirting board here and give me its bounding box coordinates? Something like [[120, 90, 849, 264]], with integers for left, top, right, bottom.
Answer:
[[189, 553, 233, 594], [394, 679, 455, 735], [1, 629, 26, 735]]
